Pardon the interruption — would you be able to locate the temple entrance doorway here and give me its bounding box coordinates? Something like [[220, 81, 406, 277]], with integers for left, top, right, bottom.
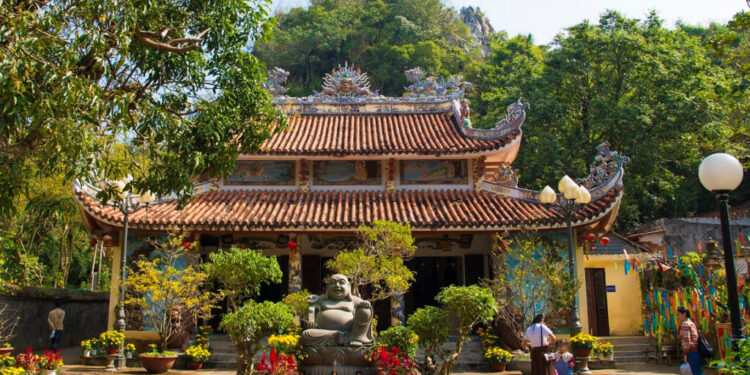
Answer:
[[404, 256, 461, 317], [585, 268, 610, 336]]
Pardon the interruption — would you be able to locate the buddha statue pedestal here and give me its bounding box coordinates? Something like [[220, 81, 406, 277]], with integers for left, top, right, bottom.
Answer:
[[299, 274, 376, 375]]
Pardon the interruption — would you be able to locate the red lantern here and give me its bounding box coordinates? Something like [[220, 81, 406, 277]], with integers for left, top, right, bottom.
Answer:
[[500, 240, 509, 250], [600, 236, 610, 246], [585, 233, 596, 242], [182, 240, 192, 249], [89, 238, 98, 247], [287, 241, 297, 250]]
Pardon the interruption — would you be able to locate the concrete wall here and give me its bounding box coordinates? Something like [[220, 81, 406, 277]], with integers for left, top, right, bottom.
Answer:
[[583, 255, 643, 336], [0, 285, 109, 350]]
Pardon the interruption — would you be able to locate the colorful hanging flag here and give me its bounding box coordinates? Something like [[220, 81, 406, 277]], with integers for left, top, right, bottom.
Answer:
[[740, 230, 746, 246], [668, 246, 674, 258], [738, 239, 742, 257], [614, 261, 618, 272], [624, 260, 630, 275], [698, 241, 703, 253]]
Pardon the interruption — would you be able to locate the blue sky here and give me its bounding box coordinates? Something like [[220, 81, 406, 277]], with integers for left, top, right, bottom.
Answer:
[[271, 0, 747, 45]]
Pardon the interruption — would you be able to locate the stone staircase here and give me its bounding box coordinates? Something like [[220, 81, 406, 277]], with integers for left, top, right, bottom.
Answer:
[[601, 336, 651, 363], [206, 334, 488, 370]]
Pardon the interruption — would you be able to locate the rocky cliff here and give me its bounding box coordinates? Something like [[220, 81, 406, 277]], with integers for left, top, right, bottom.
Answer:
[[460, 6, 494, 57]]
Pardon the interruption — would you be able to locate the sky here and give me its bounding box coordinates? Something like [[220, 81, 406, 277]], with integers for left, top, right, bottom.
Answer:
[[270, 0, 748, 45]]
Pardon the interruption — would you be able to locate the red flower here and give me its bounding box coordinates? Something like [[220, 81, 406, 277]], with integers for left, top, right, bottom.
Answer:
[[182, 240, 192, 248], [390, 347, 400, 354]]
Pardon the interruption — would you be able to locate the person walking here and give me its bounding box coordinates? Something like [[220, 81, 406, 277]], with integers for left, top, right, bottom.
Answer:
[[523, 314, 556, 375], [47, 301, 65, 352], [677, 307, 703, 375]]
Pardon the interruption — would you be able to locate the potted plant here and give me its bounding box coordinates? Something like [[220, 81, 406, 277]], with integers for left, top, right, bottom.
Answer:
[[15, 348, 40, 375], [1, 353, 16, 369], [569, 333, 597, 357], [139, 345, 179, 374], [39, 350, 63, 375], [593, 341, 614, 361], [184, 345, 210, 370], [484, 347, 512, 372], [98, 331, 124, 355], [90, 338, 100, 357], [80, 340, 93, 358], [194, 326, 213, 348], [124, 344, 136, 359]]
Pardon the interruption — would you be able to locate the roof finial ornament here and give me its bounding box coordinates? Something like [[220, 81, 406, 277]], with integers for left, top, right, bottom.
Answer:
[[581, 142, 631, 188], [403, 67, 472, 98], [316, 62, 374, 97], [263, 67, 290, 97]]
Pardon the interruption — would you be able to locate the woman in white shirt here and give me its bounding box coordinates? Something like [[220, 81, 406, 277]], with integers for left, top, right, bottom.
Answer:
[[523, 314, 556, 375]]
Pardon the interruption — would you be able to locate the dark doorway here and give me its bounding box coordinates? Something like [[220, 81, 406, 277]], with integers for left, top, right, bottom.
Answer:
[[404, 257, 460, 316], [585, 268, 610, 336], [464, 255, 485, 285]]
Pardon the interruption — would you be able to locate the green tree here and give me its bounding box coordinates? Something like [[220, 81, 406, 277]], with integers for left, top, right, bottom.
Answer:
[[220, 301, 294, 375], [326, 220, 416, 302], [406, 306, 449, 374], [0, 0, 284, 215], [204, 247, 283, 312], [255, 0, 478, 96], [484, 234, 579, 349]]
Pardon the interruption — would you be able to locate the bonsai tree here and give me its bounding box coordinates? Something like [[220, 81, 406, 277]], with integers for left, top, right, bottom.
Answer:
[[407, 285, 498, 375], [485, 234, 579, 348], [203, 247, 282, 312], [220, 301, 294, 375], [124, 233, 218, 351], [327, 220, 416, 302]]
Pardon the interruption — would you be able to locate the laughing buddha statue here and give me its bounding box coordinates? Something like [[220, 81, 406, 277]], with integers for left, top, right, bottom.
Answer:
[[300, 274, 374, 348]]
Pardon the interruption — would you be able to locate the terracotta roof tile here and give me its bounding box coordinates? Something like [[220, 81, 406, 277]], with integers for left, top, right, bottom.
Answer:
[[258, 113, 519, 156], [76, 188, 622, 232]]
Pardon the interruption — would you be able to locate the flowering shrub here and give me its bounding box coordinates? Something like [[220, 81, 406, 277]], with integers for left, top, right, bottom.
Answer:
[[124, 344, 136, 355], [39, 351, 62, 371], [256, 348, 296, 375], [267, 333, 307, 361], [194, 326, 213, 347], [378, 326, 419, 359], [0, 367, 24, 375], [0, 355, 15, 369], [14, 348, 39, 375], [98, 331, 124, 349], [484, 347, 512, 364], [477, 327, 501, 351], [370, 346, 417, 375], [570, 333, 598, 350], [80, 340, 93, 351], [593, 341, 613, 359], [184, 345, 211, 362]]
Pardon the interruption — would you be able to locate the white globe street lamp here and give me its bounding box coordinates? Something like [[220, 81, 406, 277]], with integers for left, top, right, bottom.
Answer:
[[698, 153, 745, 348], [540, 177, 592, 340]]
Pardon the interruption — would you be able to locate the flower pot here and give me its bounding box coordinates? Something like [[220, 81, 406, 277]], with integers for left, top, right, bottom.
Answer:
[[573, 348, 592, 357], [82, 350, 91, 358], [0, 347, 13, 356], [140, 354, 179, 374], [41, 370, 57, 375], [187, 360, 204, 370], [126, 352, 133, 359], [106, 347, 120, 355], [490, 362, 507, 372]]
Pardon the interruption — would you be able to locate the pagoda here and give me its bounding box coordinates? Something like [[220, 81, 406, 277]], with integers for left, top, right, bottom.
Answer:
[[74, 64, 633, 336]]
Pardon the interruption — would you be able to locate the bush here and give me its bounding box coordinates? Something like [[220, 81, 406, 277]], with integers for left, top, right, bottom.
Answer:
[[711, 338, 750, 375], [593, 341, 613, 359], [407, 306, 450, 351], [220, 301, 295, 375], [378, 325, 419, 359], [570, 333, 598, 350], [204, 247, 283, 312], [281, 290, 311, 323], [185, 345, 211, 362], [484, 347, 512, 364]]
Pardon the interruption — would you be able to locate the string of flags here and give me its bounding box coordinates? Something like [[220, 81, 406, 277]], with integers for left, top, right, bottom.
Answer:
[[638, 242, 750, 349]]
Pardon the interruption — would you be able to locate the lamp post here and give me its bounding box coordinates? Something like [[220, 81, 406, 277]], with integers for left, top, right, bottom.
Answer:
[[109, 181, 154, 369], [698, 153, 745, 348], [539, 176, 592, 337]]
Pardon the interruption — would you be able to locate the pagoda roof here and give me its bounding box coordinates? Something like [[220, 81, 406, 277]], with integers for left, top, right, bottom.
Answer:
[[74, 186, 623, 233], [258, 112, 521, 157]]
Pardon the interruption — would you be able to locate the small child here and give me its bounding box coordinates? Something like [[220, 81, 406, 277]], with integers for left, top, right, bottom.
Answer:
[[553, 339, 575, 375]]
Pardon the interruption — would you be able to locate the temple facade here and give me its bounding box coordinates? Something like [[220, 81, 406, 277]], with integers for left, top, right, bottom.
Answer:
[[74, 64, 639, 338]]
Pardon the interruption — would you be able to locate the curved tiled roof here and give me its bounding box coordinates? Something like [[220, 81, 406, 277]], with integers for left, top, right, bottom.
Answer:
[[75, 187, 623, 232], [258, 113, 521, 156]]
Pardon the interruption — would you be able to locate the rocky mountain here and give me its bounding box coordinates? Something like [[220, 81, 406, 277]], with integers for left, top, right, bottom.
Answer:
[[460, 6, 494, 57]]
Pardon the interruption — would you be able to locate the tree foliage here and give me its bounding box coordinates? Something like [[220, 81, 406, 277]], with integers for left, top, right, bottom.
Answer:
[[124, 234, 218, 351], [219, 301, 294, 375], [204, 247, 283, 312], [0, 0, 284, 215], [484, 234, 579, 348], [326, 220, 415, 302], [255, 0, 479, 96]]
